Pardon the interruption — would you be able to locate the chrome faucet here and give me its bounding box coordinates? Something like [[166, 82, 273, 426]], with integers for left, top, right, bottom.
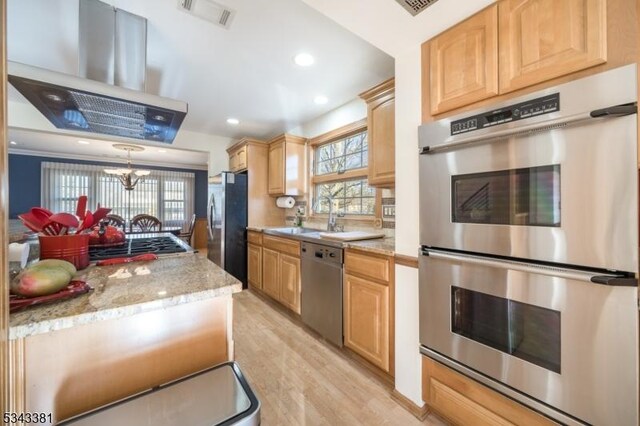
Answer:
[[314, 196, 341, 232]]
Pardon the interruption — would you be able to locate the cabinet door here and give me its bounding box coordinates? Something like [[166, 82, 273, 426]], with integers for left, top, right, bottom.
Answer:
[[368, 95, 395, 187], [236, 146, 247, 171], [279, 254, 301, 314], [262, 248, 279, 300], [344, 274, 389, 372], [499, 0, 606, 94], [247, 243, 262, 290], [228, 151, 238, 172], [422, 357, 554, 425], [268, 142, 285, 195], [429, 4, 498, 114]]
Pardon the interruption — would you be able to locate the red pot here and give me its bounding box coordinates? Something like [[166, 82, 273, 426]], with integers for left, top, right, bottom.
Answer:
[[38, 234, 90, 270]]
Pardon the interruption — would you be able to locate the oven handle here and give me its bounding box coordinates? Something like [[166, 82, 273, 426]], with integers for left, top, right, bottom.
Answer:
[[422, 248, 637, 287], [420, 102, 637, 154]]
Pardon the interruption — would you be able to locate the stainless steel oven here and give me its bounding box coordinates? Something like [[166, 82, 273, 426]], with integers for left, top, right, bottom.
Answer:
[[418, 65, 639, 426], [418, 64, 638, 272]]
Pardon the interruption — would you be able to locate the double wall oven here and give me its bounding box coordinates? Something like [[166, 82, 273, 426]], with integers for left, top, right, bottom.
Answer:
[[418, 64, 639, 426]]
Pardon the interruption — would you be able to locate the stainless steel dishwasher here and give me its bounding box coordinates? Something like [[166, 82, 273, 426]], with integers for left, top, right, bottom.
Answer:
[[301, 241, 344, 347]]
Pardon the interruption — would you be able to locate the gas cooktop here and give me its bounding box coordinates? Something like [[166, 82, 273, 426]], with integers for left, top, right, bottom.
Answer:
[[89, 233, 191, 261]]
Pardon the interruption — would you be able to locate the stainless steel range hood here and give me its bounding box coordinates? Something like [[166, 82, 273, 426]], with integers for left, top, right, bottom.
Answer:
[[8, 0, 187, 144]]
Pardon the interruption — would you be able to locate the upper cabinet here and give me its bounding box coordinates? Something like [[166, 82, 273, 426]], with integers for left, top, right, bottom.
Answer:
[[498, 0, 607, 94], [267, 134, 307, 197], [425, 0, 608, 115], [226, 138, 284, 226], [429, 5, 499, 115], [227, 140, 249, 173], [359, 79, 395, 187]]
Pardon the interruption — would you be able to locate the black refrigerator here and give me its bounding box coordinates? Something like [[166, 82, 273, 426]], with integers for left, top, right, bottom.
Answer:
[[207, 172, 248, 287]]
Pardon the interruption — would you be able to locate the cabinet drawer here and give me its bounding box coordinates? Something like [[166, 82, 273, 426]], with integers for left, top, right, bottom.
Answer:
[[263, 235, 300, 257], [247, 231, 263, 245], [345, 250, 390, 284], [422, 356, 554, 425]]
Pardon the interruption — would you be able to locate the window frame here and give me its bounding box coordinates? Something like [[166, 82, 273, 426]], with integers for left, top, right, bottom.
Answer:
[[309, 119, 377, 219]]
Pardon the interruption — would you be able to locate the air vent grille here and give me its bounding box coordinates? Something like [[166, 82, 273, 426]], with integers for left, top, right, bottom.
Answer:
[[177, 0, 235, 29], [394, 0, 440, 16]]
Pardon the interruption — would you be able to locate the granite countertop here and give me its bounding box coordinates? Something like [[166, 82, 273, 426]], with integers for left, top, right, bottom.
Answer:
[[344, 238, 395, 256], [9, 219, 35, 243], [9, 254, 242, 340], [248, 226, 396, 256]]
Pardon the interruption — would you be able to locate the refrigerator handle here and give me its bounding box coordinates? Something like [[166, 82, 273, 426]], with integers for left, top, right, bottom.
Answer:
[[208, 194, 215, 240]]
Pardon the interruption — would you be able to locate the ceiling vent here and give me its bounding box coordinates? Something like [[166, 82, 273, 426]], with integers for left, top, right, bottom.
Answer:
[[178, 0, 235, 29], [394, 0, 440, 16]]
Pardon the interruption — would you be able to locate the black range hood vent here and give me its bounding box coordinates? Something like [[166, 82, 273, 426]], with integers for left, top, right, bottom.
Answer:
[[8, 63, 187, 143]]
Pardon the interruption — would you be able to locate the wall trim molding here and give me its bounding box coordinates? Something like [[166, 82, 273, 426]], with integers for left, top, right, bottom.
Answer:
[[8, 148, 209, 171], [395, 253, 418, 268], [391, 389, 429, 421]]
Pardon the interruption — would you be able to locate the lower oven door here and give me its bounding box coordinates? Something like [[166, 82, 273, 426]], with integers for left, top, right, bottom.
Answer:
[[419, 249, 638, 426]]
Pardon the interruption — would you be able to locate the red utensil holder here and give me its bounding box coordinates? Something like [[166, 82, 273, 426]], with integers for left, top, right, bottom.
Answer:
[[38, 234, 90, 270]]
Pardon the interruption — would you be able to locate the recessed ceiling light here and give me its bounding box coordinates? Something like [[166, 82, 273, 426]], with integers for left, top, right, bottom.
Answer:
[[158, 149, 167, 153], [78, 140, 90, 145], [294, 53, 315, 67], [10, 141, 17, 145], [314, 95, 328, 105], [226, 118, 240, 125]]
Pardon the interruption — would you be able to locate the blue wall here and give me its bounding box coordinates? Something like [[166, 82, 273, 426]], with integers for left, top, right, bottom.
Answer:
[[8, 154, 208, 219]]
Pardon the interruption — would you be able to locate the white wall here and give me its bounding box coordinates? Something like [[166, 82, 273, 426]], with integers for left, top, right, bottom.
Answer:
[[172, 129, 233, 177], [393, 46, 423, 405], [287, 98, 367, 138]]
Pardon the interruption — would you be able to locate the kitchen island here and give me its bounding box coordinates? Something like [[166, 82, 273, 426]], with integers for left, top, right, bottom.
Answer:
[[8, 253, 242, 424]]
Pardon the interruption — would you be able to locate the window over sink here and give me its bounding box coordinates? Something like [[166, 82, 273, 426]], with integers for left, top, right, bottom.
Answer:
[[312, 129, 375, 216], [41, 161, 195, 227]]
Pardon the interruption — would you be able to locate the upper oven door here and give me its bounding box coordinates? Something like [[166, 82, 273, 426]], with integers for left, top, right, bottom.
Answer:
[[418, 66, 638, 272]]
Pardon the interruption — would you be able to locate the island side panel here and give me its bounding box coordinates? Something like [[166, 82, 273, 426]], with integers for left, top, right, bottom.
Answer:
[[19, 295, 232, 423]]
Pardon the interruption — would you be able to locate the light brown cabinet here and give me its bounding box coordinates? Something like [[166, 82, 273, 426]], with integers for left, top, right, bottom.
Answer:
[[422, 356, 554, 425], [279, 254, 301, 314], [359, 79, 395, 187], [429, 5, 498, 115], [267, 134, 307, 196], [257, 234, 302, 314], [262, 247, 280, 300], [227, 143, 248, 173], [425, 0, 607, 114], [343, 249, 394, 375], [247, 243, 262, 290], [498, 0, 607, 94], [344, 273, 389, 371], [225, 139, 284, 226]]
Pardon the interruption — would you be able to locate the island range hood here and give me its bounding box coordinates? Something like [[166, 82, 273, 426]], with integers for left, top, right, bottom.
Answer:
[[8, 0, 187, 144]]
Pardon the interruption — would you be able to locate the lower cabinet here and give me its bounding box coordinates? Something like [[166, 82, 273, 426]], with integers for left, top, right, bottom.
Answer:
[[262, 247, 280, 300], [422, 356, 554, 425], [343, 248, 394, 375], [257, 235, 302, 315], [247, 243, 262, 289], [344, 273, 389, 372], [279, 254, 301, 314]]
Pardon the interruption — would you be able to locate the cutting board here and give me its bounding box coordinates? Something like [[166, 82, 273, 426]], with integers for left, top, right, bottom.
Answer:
[[318, 231, 385, 241]]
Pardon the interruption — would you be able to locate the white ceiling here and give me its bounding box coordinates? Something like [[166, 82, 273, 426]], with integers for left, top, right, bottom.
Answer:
[[7, 0, 395, 141], [301, 0, 495, 57]]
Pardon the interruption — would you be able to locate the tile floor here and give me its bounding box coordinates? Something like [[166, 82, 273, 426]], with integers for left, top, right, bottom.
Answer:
[[233, 290, 446, 425]]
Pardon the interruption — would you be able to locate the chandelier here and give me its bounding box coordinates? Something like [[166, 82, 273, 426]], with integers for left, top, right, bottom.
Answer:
[[104, 144, 151, 191]]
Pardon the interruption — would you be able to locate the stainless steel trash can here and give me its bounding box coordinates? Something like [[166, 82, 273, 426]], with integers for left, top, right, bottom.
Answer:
[[59, 362, 260, 425]]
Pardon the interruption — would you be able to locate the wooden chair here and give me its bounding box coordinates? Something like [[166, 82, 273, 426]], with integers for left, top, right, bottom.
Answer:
[[179, 214, 197, 246], [130, 214, 162, 232], [105, 214, 126, 230]]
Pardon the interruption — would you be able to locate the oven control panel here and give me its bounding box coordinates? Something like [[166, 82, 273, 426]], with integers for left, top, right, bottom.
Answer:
[[450, 93, 560, 136]]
